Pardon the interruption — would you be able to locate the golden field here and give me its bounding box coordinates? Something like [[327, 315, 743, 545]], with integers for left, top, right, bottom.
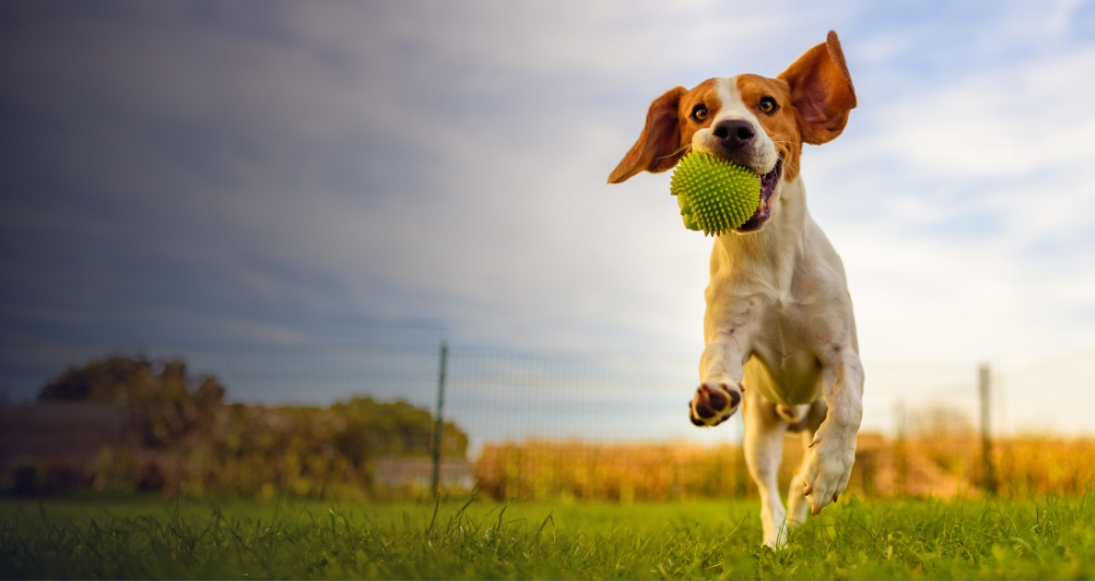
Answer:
[[474, 434, 1095, 501]]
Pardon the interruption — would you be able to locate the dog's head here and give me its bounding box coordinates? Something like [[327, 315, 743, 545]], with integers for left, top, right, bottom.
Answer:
[[607, 31, 856, 233]]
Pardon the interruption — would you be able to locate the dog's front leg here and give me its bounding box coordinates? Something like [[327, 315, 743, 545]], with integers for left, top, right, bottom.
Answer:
[[801, 347, 864, 514], [689, 330, 747, 427]]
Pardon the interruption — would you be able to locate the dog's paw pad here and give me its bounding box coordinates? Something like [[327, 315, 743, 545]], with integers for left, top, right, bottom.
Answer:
[[689, 383, 741, 427]]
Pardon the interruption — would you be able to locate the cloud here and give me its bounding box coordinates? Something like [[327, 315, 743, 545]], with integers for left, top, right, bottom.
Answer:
[[3, 1, 1095, 434]]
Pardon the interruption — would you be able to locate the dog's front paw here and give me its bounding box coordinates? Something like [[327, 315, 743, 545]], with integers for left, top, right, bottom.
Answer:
[[801, 424, 855, 514], [689, 383, 741, 427]]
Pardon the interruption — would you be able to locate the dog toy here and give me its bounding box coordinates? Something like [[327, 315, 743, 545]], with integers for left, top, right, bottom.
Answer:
[[670, 152, 761, 235]]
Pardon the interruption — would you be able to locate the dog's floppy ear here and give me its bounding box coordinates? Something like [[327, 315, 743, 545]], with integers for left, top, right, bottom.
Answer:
[[607, 86, 686, 184], [778, 30, 856, 145]]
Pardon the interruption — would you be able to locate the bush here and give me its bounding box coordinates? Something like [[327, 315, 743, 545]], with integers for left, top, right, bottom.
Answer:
[[8, 355, 469, 499]]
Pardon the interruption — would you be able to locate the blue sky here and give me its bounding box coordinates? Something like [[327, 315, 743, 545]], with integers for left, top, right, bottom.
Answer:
[[3, 1, 1095, 434]]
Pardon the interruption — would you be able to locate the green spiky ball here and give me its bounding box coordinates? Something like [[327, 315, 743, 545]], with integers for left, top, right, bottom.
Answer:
[[670, 152, 761, 236]]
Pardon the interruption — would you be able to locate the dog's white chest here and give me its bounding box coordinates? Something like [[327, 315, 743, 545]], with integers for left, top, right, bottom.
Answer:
[[745, 300, 824, 406]]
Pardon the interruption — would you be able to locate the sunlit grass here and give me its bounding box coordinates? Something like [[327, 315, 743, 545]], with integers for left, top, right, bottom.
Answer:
[[2, 493, 1095, 579]]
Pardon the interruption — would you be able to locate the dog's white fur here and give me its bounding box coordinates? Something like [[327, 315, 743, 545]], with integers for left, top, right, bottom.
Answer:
[[609, 32, 863, 549]]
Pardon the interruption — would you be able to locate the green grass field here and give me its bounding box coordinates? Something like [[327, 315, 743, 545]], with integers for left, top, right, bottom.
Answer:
[[2, 493, 1094, 579]]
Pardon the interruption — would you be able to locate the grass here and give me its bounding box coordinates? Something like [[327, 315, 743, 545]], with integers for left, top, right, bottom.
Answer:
[[2, 492, 1095, 579]]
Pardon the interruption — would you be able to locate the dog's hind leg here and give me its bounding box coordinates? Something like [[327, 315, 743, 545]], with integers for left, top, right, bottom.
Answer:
[[743, 388, 791, 549]]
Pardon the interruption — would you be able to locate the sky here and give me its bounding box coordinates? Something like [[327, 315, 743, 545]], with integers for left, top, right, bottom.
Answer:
[[2, 1, 1095, 435]]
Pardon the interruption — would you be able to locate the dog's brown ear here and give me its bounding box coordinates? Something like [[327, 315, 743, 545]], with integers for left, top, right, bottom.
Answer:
[[778, 30, 856, 145], [607, 86, 686, 183]]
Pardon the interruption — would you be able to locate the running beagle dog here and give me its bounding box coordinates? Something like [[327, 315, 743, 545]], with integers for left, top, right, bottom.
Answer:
[[608, 31, 863, 548]]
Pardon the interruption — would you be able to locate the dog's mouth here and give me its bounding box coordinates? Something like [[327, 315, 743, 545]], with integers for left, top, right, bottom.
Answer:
[[733, 159, 782, 233]]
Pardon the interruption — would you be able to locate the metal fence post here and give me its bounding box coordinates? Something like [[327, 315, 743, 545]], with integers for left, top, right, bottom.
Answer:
[[979, 362, 995, 495], [431, 343, 449, 498], [894, 399, 907, 496]]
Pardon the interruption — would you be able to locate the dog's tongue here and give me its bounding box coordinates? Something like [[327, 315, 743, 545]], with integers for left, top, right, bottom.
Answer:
[[754, 173, 770, 215], [753, 161, 782, 215]]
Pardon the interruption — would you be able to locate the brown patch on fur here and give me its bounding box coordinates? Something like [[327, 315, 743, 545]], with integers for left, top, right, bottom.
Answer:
[[735, 74, 803, 182], [607, 80, 723, 183], [607, 86, 686, 183], [675, 78, 721, 145], [777, 30, 857, 145]]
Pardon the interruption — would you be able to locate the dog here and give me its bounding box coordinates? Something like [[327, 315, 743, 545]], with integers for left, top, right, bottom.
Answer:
[[608, 31, 863, 548]]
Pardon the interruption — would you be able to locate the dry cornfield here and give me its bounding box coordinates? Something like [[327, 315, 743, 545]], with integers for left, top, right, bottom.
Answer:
[[474, 434, 1095, 501]]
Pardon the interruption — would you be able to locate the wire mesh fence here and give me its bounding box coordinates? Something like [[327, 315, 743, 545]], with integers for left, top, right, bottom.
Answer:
[[0, 339, 739, 455], [1, 338, 1094, 499]]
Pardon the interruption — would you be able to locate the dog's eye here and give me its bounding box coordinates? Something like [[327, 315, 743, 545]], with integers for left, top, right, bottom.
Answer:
[[691, 104, 708, 122], [758, 96, 779, 114]]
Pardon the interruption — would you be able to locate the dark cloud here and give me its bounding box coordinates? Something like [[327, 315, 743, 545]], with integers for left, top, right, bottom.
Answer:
[[3, 0, 1095, 378]]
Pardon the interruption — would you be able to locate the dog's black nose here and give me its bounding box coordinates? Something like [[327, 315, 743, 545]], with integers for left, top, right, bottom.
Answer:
[[712, 119, 755, 152]]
